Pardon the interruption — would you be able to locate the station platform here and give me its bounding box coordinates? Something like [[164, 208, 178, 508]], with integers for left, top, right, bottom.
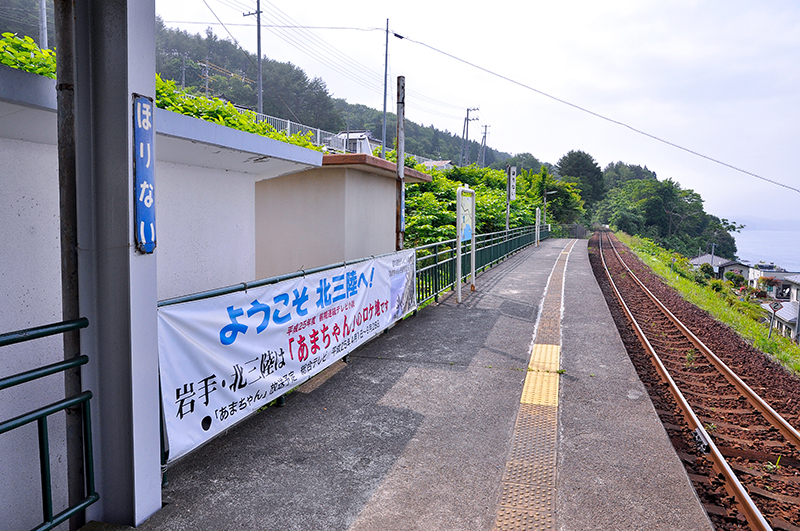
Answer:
[[83, 238, 712, 531]]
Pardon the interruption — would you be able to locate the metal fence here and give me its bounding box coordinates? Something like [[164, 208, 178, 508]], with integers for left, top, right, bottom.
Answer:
[[0, 318, 98, 531], [549, 223, 588, 239], [415, 225, 549, 305]]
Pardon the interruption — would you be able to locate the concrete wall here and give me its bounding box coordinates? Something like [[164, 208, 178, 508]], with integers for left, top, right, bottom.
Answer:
[[0, 62, 322, 525], [0, 138, 69, 530], [156, 162, 257, 300], [344, 168, 396, 260], [254, 166, 397, 279]]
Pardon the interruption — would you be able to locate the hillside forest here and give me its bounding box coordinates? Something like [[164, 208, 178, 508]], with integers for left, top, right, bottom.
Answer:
[[0, 4, 742, 259]]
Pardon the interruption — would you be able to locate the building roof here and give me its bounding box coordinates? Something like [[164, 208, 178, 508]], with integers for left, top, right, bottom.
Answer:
[[719, 259, 748, 268], [786, 274, 800, 286], [690, 253, 730, 268], [761, 300, 799, 324], [321, 153, 431, 183]]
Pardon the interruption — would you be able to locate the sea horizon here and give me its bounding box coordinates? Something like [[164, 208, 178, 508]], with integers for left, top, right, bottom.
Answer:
[[733, 227, 800, 274]]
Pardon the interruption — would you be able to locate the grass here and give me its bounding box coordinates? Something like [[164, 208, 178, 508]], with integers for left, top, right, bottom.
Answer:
[[615, 232, 800, 375]]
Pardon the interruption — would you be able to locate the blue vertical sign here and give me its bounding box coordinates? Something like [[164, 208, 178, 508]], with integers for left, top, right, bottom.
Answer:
[[134, 94, 156, 253]]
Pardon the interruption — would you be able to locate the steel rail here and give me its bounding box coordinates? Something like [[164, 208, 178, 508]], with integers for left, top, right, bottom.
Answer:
[[598, 232, 772, 531], [608, 235, 800, 451]]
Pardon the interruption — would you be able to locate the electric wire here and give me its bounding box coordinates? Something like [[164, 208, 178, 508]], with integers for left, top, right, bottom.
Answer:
[[259, 0, 385, 90], [201, 0, 301, 121], [396, 32, 800, 194], [174, 2, 469, 119]]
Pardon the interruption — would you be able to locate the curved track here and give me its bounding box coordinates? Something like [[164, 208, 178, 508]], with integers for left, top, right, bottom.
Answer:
[[596, 231, 800, 530]]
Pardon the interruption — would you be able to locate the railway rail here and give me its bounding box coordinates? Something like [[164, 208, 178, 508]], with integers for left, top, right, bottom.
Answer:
[[595, 231, 800, 530]]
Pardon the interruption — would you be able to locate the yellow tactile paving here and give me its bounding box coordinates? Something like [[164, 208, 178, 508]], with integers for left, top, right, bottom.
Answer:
[[520, 370, 559, 407], [527, 343, 561, 372], [492, 240, 575, 531]]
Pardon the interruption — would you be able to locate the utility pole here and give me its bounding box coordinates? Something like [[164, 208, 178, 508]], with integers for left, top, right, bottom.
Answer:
[[202, 57, 209, 97], [382, 19, 389, 159], [181, 53, 186, 90], [396, 76, 405, 251], [39, 0, 48, 49], [244, 1, 263, 114], [710, 242, 717, 279], [478, 125, 489, 167], [459, 108, 479, 166]]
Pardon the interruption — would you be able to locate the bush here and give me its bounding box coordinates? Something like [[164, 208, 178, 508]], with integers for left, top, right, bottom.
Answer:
[[710, 279, 724, 292], [693, 270, 708, 286]]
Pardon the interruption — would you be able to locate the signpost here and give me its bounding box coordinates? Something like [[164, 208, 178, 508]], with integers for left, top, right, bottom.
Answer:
[[133, 94, 156, 254], [456, 186, 476, 303], [768, 301, 783, 338], [505, 165, 516, 231]]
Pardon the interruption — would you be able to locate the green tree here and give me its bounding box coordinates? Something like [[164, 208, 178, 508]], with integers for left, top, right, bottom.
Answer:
[[603, 161, 657, 191], [556, 150, 604, 210], [490, 152, 542, 174], [155, 18, 344, 132]]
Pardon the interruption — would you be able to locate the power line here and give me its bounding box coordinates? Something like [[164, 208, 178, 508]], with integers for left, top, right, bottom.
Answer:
[[164, 4, 468, 120], [395, 33, 800, 195], [163, 21, 383, 31], [201, 0, 301, 121]]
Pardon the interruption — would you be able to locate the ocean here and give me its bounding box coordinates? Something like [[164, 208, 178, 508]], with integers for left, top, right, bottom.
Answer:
[[733, 229, 800, 273]]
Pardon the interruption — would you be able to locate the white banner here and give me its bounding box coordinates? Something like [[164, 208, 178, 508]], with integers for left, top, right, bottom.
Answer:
[[158, 250, 416, 462]]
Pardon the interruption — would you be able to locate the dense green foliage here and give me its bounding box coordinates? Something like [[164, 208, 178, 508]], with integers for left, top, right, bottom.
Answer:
[[155, 75, 322, 150], [0, 32, 55, 78], [556, 150, 605, 212], [488, 152, 545, 174], [603, 161, 657, 189], [594, 169, 740, 258], [403, 165, 583, 247]]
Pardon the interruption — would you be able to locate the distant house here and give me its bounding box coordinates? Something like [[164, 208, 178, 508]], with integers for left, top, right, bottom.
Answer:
[[689, 253, 746, 279], [789, 274, 800, 303], [719, 259, 749, 280], [747, 263, 798, 299], [334, 130, 382, 154], [421, 159, 453, 171], [761, 274, 800, 340]]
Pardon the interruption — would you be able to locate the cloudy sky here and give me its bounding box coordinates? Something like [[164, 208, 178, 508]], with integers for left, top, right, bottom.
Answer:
[[156, 0, 800, 236]]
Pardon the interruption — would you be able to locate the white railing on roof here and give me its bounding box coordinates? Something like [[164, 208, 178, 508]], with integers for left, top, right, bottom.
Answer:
[[233, 106, 348, 152], [173, 90, 442, 162]]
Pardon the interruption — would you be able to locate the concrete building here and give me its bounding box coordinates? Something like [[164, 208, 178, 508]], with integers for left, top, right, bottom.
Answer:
[[0, 8, 421, 527], [747, 264, 798, 299], [255, 153, 429, 278]]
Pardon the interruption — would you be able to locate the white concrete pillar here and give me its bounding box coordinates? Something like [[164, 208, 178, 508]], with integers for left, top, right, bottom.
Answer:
[[73, 0, 162, 525]]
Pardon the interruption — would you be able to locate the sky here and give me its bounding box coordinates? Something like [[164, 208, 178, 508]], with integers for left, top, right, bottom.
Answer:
[[155, 0, 800, 237]]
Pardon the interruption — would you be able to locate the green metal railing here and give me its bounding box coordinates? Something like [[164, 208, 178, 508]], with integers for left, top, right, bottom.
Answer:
[[0, 318, 99, 531], [415, 225, 549, 305]]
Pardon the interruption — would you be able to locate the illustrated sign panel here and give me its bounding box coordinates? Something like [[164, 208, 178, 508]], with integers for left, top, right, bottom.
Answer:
[[158, 250, 417, 462], [459, 191, 475, 242]]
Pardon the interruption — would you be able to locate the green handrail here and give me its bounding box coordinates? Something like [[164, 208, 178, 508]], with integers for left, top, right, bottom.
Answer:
[[415, 225, 548, 305], [0, 317, 98, 531]]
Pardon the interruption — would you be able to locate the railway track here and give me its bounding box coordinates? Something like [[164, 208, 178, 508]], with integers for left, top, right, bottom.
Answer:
[[595, 231, 800, 530]]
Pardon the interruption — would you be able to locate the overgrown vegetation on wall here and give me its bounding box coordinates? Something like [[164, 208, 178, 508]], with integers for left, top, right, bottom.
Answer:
[[0, 32, 55, 78], [0, 33, 321, 151], [155, 75, 322, 150]]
